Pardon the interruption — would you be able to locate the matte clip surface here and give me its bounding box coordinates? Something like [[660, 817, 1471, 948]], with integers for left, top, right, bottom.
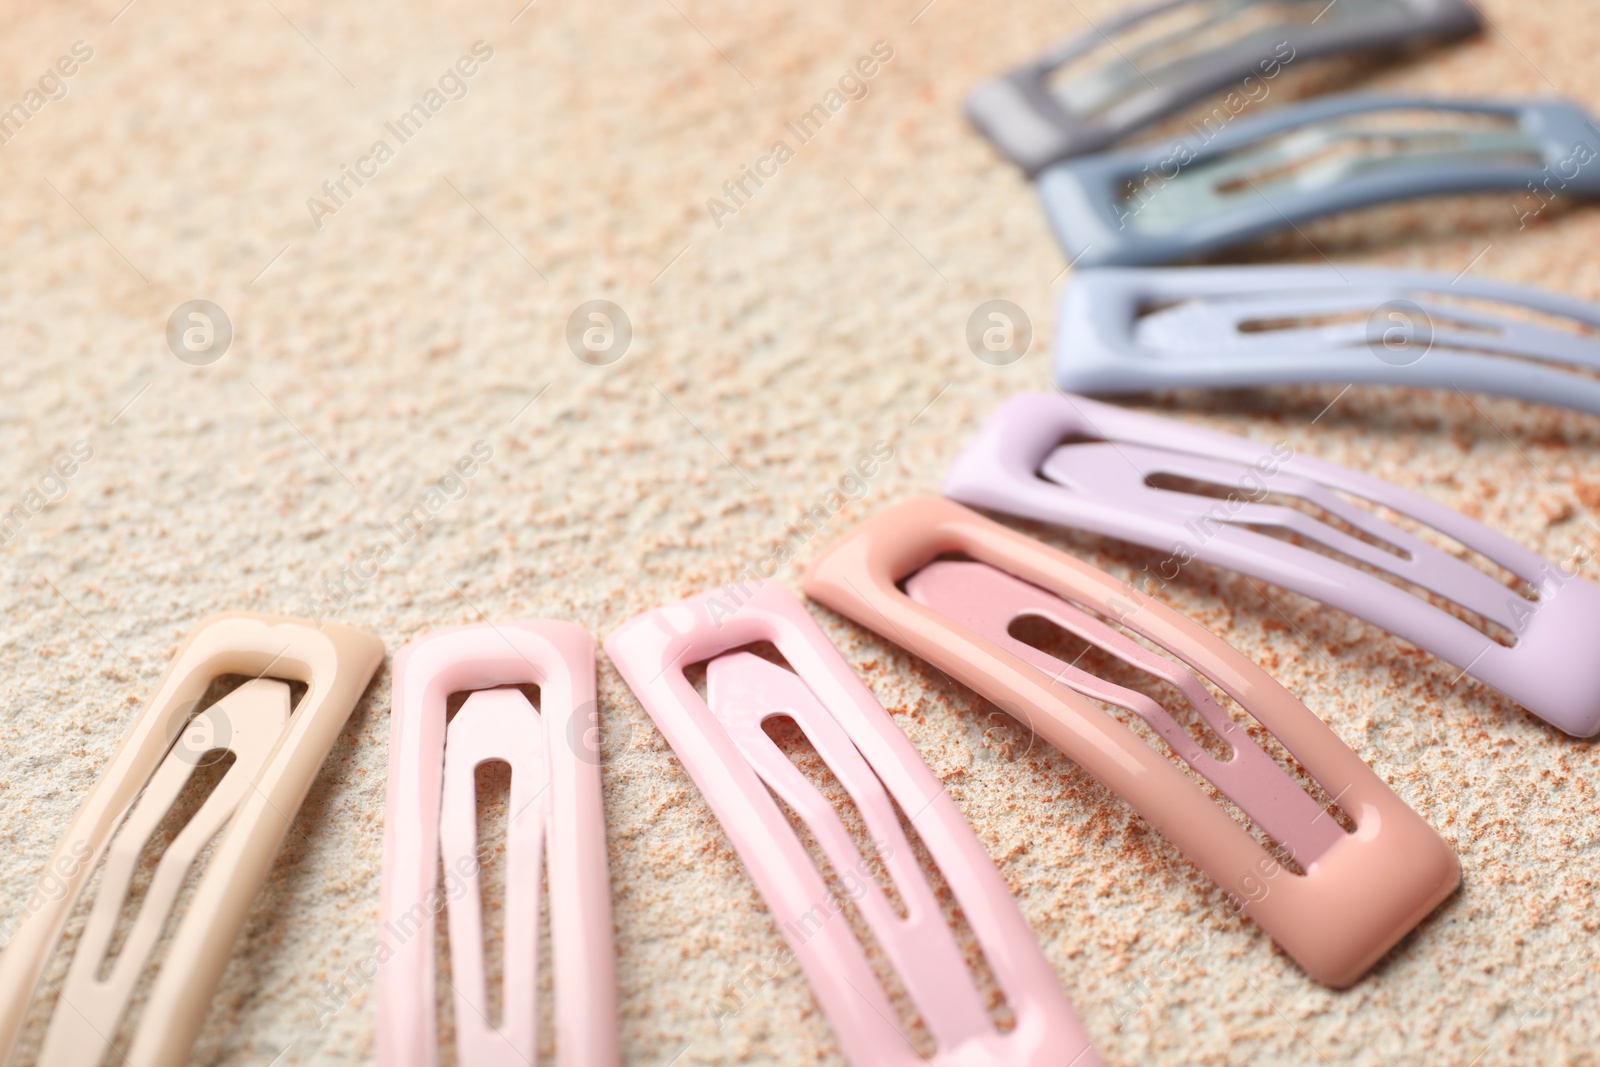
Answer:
[[803, 497, 1460, 988], [604, 582, 1099, 1066], [944, 392, 1600, 737], [1054, 265, 1600, 416], [968, 0, 1479, 174], [377, 621, 617, 1067], [0, 613, 384, 1067], [1037, 95, 1600, 266]]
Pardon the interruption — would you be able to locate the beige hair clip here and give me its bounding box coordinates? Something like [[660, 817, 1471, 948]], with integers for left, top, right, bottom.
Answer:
[[0, 613, 383, 1067]]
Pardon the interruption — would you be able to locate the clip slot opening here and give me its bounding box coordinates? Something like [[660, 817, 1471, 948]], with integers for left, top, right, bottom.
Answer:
[[1122, 109, 1534, 230], [1043, 437, 1539, 647], [1012, 606, 1355, 857], [1238, 522, 1523, 648], [1142, 471, 1412, 560], [760, 713, 912, 922], [1422, 291, 1600, 343], [446, 683, 541, 719], [1046, 0, 1329, 120], [1213, 190, 1573, 264], [435, 685, 548, 1067], [427, 691, 560, 1063], [33, 674, 300, 1067], [1062, 267, 1600, 417], [683, 643, 910, 921], [695, 644, 1019, 1049], [1047, 2, 1280, 116], [905, 557, 1353, 869], [91, 669, 310, 991], [425, 755, 563, 1062], [1230, 307, 1497, 337], [91, 750, 240, 985], [427, 745, 557, 1065], [469, 758, 514, 1032], [1138, 289, 1600, 350]]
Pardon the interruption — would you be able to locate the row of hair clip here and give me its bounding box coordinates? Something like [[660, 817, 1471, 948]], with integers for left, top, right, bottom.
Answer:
[[969, 0, 1600, 413], [9, 387, 1594, 1063]]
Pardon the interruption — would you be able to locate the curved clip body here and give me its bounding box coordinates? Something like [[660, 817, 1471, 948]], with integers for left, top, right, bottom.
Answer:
[[604, 582, 1098, 1066], [1054, 265, 1600, 416], [0, 613, 384, 1067], [968, 0, 1478, 175], [943, 392, 1600, 736], [376, 621, 617, 1067], [803, 497, 1460, 988], [1037, 95, 1600, 266]]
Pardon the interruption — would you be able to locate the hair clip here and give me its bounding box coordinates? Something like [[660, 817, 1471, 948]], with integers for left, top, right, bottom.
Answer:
[[377, 621, 617, 1067], [967, 0, 1479, 175], [1037, 94, 1600, 266], [604, 582, 1098, 1066], [0, 613, 383, 1067], [1053, 265, 1600, 416], [802, 496, 1460, 988], [943, 392, 1600, 737]]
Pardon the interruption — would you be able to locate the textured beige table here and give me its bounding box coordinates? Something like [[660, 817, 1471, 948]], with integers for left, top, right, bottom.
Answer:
[[0, 0, 1597, 1063]]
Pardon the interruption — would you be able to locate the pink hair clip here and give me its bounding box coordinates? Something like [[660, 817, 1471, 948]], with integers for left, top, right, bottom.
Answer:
[[804, 497, 1460, 988], [604, 582, 1099, 1066], [376, 621, 617, 1067], [943, 392, 1600, 738]]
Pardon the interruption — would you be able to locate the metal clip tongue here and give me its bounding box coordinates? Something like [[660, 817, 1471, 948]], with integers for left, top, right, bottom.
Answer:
[[943, 392, 1600, 737], [605, 582, 1099, 1066], [803, 497, 1461, 988], [1054, 265, 1600, 416], [967, 0, 1480, 174], [906, 560, 1344, 865], [1036, 95, 1600, 266]]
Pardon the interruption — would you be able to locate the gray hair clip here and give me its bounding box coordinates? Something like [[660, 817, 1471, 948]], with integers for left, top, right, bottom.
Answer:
[[1054, 266, 1600, 415], [1037, 95, 1600, 267], [966, 0, 1480, 176]]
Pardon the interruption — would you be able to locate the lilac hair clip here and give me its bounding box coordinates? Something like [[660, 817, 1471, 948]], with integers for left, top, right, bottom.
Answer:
[[944, 392, 1600, 737]]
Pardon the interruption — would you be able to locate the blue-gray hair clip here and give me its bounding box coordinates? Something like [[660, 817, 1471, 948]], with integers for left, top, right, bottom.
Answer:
[[966, 0, 1480, 176], [1037, 95, 1600, 267], [1053, 265, 1600, 415]]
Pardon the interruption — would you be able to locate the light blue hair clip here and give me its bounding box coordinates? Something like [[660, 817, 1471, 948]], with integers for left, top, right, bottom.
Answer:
[[1053, 265, 1600, 415], [1038, 95, 1600, 266]]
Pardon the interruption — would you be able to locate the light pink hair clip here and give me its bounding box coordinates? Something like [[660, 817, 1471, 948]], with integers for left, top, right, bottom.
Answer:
[[376, 621, 617, 1067], [604, 582, 1099, 1066]]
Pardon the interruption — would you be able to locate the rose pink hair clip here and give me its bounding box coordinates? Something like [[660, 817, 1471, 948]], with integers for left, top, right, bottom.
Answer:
[[605, 582, 1099, 1066]]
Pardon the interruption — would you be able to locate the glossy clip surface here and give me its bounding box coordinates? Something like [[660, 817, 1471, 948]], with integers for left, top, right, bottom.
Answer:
[[377, 621, 617, 1067], [1037, 95, 1600, 266], [1054, 265, 1600, 416], [944, 392, 1600, 737], [968, 0, 1479, 174], [0, 613, 384, 1067], [803, 497, 1460, 988], [604, 582, 1099, 1066]]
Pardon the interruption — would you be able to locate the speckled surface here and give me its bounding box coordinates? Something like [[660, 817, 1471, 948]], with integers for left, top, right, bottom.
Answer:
[[0, 0, 1597, 1063]]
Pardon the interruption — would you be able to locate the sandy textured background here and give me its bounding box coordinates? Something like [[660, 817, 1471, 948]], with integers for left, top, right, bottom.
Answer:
[[0, 0, 1597, 1063]]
